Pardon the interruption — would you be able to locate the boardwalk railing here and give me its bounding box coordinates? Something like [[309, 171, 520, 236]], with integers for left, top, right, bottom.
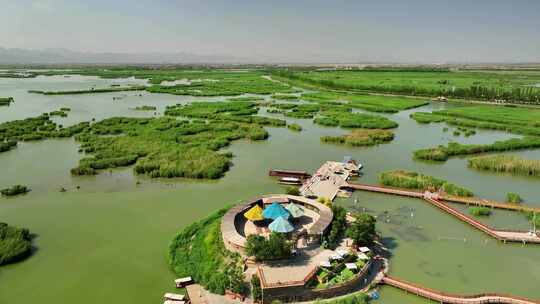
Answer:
[[345, 183, 540, 244], [381, 275, 539, 304]]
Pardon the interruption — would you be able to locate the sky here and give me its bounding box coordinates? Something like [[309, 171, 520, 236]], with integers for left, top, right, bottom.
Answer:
[[0, 0, 539, 63]]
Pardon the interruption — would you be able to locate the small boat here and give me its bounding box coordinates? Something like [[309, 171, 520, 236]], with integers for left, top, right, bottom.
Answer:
[[174, 276, 193, 288], [163, 293, 185, 301], [278, 177, 302, 185]]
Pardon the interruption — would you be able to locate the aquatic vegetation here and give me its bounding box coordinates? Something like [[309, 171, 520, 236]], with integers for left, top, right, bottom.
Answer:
[[411, 105, 540, 136], [71, 114, 278, 178], [0, 223, 33, 266], [147, 72, 298, 97], [287, 123, 302, 132], [0, 97, 14, 106], [414, 138, 540, 162], [275, 70, 540, 104], [314, 111, 398, 129], [0, 113, 90, 152], [321, 129, 394, 147], [1, 185, 30, 197], [271, 93, 299, 100], [49, 110, 68, 117], [226, 96, 265, 102], [164, 101, 258, 118], [168, 207, 245, 295], [379, 170, 474, 196], [507, 192, 522, 204], [0, 140, 17, 153], [165, 101, 286, 127], [132, 105, 157, 111], [28, 85, 146, 95], [468, 155, 540, 177], [469, 207, 492, 216], [302, 92, 428, 113]]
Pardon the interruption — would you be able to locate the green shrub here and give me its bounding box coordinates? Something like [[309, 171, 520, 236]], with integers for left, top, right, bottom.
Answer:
[[246, 233, 292, 261], [324, 205, 347, 249], [346, 213, 376, 246], [286, 187, 300, 196]]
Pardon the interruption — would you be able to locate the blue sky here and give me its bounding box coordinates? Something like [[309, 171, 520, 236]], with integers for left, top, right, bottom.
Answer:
[[0, 0, 539, 62]]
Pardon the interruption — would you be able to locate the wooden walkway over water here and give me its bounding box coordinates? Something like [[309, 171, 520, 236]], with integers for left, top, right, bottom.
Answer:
[[345, 183, 540, 213], [344, 183, 540, 244], [381, 275, 539, 304]]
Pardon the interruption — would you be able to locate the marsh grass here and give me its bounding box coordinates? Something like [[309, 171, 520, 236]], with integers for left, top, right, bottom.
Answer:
[[468, 155, 540, 177], [0, 223, 33, 266], [379, 170, 473, 196], [321, 129, 394, 147], [414, 138, 540, 162]]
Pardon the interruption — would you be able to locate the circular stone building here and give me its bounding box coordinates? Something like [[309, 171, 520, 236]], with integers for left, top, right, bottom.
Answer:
[[221, 194, 333, 255]]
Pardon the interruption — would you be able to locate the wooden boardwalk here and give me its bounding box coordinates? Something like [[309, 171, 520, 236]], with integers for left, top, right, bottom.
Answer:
[[345, 183, 540, 244], [299, 161, 355, 200], [345, 183, 540, 213], [381, 275, 539, 304]]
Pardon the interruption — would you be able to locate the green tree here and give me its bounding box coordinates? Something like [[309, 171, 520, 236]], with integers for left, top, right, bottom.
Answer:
[[347, 213, 376, 246]]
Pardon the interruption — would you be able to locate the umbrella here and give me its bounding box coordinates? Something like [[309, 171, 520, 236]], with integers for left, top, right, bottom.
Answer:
[[269, 216, 294, 233], [244, 204, 264, 221], [263, 202, 290, 220], [285, 203, 304, 218]]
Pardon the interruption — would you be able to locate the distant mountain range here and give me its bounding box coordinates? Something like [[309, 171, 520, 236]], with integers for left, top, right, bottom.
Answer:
[[0, 47, 249, 64]]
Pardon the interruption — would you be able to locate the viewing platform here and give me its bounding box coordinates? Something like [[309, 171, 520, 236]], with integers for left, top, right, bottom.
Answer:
[[299, 160, 361, 200]]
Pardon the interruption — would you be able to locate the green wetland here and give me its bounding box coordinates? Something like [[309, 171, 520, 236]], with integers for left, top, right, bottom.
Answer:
[[0, 72, 539, 304]]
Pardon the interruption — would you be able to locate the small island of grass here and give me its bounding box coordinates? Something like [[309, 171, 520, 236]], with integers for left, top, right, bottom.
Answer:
[[469, 207, 492, 217], [0, 97, 14, 106], [287, 123, 302, 132], [0, 223, 33, 266], [132, 105, 157, 111], [468, 155, 540, 177], [507, 192, 522, 204], [413, 137, 540, 162], [379, 170, 473, 197], [321, 129, 394, 147], [1, 185, 31, 197]]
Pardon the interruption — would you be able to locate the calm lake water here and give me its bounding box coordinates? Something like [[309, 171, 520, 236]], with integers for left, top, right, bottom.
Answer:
[[0, 75, 539, 304]]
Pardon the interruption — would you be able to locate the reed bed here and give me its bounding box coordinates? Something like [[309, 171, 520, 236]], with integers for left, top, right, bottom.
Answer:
[[321, 129, 394, 147], [468, 155, 540, 177], [379, 170, 474, 196], [414, 137, 540, 162]]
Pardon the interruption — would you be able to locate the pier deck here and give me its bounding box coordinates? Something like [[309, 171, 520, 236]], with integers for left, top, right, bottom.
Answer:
[[299, 161, 355, 200]]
